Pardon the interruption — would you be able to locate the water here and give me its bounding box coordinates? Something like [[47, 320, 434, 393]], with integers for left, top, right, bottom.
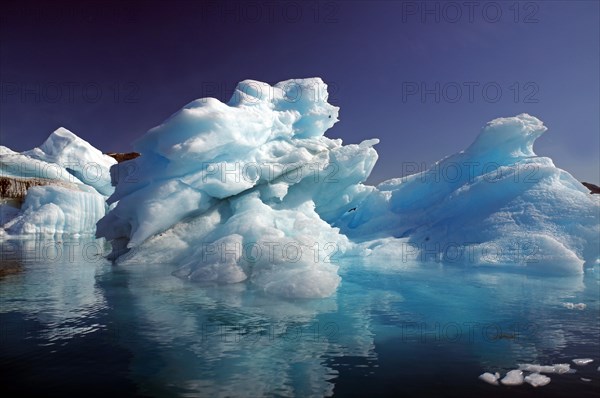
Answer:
[[1, 238, 599, 397]]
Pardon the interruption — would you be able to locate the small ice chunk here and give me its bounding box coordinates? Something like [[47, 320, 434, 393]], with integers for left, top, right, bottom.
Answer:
[[501, 370, 524, 386], [519, 364, 547, 373], [479, 372, 500, 385], [525, 373, 551, 387], [580, 378, 592, 382], [572, 358, 594, 366], [563, 302, 586, 310], [554, 364, 572, 374], [518, 363, 570, 374]]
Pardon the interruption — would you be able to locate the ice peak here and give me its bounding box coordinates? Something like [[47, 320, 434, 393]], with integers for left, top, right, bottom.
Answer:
[[467, 113, 547, 159], [21, 127, 116, 195], [39, 127, 95, 157], [134, 78, 339, 163]]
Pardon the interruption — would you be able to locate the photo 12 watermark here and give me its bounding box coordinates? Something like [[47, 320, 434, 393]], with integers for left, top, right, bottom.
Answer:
[[198, 240, 340, 264], [198, 321, 340, 344], [399, 161, 541, 183], [199, 161, 340, 185], [401, 81, 540, 104], [400, 1, 540, 24], [0, 239, 343, 266], [399, 321, 539, 343], [399, 240, 541, 264], [198, 79, 341, 105], [0, 81, 140, 104]]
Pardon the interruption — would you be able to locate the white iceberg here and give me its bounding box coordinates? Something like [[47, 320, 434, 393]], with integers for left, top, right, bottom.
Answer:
[[97, 79, 354, 298], [345, 114, 599, 275], [94, 77, 599, 297], [1, 128, 116, 235]]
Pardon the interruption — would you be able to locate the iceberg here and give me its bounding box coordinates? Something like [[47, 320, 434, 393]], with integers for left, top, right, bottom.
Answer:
[[344, 114, 599, 275], [1, 128, 116, 235], [95, 78, 599, 298], [97, 79, 354, 298]]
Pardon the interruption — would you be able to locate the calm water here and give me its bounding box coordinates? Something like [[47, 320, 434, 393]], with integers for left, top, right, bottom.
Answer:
[[1, 238, 599, 397]]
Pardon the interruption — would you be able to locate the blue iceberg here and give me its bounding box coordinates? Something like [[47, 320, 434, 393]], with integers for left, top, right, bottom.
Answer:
[[90, 78, 599, 298], [1, 128, 116, 236]]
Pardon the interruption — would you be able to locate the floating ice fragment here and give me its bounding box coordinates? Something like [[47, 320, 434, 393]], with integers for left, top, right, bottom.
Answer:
[[501, 370, 524, 386], [572, 358, 594, 366], [524, 373, 551, 387], [580, 378, 592, 382], [552, 364, 572, 374], [479, 372, 500, 385], [563, 302, 587, 310], [518, 363, 570, 374], [519, 364, 547, 373]]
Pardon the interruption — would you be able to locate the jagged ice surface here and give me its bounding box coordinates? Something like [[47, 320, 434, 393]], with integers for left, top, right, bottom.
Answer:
[[98, 79, 359, 298], [96, 78, 599, 298], [1, 128, 116, 235], [344, 113, 599, 275]]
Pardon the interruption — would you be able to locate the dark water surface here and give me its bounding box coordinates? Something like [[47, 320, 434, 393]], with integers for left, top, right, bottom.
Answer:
[[1, 238, 599, 397]]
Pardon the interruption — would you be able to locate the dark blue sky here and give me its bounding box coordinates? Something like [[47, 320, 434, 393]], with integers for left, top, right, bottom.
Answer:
[[1, 0, 598, 184]]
